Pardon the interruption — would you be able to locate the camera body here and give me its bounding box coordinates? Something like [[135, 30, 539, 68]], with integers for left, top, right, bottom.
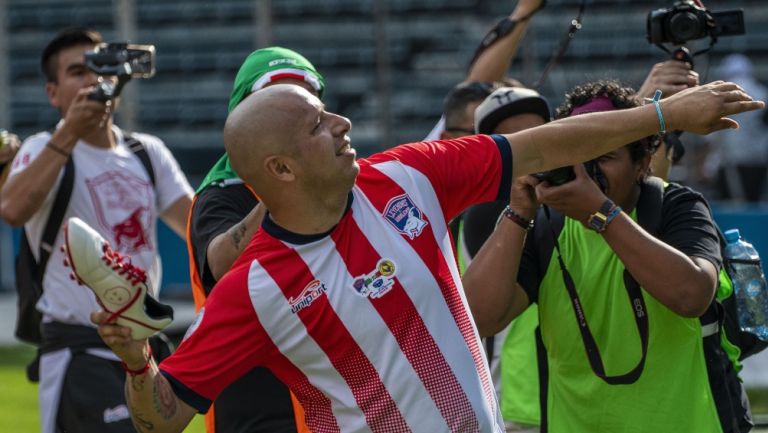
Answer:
[[647, 1, 744, 45], [533, 166, 575, 186], [533, 160, 606, 191], [84, 42, 156, 103]]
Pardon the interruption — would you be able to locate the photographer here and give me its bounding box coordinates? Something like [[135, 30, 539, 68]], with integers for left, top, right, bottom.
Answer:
[[459, 61, 697, 433], [463, 80, 752, 432], [0, 28, 193, 433]]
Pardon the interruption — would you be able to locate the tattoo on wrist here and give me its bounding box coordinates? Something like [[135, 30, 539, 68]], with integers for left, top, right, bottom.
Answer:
[[130, 373, 147, 392]]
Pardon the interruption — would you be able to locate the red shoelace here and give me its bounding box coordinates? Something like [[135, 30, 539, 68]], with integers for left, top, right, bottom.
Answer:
[[101, 244, 147, 286]]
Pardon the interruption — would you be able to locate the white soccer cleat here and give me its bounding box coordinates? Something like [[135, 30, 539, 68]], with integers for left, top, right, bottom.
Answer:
[[63, 217, 173, 340]]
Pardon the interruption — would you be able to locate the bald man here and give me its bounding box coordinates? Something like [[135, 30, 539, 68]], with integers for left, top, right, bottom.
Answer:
[[94, 82, 762, 433]]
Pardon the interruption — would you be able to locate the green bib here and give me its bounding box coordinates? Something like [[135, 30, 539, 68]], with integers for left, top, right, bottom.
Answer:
[[538, 215, 722, 433]]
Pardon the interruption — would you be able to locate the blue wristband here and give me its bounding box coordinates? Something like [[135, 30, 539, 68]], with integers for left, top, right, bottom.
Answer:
[[605, 205, 622, 226], [650, 89, 666, 134]]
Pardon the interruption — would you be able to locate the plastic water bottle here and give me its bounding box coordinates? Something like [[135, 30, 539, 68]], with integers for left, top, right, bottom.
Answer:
[[723, 229, 768, 341]]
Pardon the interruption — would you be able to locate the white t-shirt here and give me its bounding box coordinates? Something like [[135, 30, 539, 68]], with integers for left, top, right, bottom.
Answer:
[[9, 125, 193, 326]]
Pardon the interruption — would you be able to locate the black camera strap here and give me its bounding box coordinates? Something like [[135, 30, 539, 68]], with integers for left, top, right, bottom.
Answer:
[[531, 0, 586, 89], [467, 1, 546, 70], [542, 205, 649, 385]]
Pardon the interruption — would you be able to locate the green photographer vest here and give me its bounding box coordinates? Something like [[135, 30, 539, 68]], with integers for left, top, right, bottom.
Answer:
[[537, 214, 723, 432]]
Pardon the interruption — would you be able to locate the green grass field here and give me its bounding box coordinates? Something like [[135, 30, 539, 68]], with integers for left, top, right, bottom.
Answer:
[[2, 344, 767, 431], [0, 345, 205, 432]]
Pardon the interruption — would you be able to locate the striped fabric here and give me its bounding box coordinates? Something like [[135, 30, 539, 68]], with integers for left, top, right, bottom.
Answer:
[[162, 135, 511, 433]]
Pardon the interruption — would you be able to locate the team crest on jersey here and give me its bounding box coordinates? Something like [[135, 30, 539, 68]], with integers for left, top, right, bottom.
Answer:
[[353, 259, 397, 299], [383, 194, 428, 240], [289, 279, 327, 314]]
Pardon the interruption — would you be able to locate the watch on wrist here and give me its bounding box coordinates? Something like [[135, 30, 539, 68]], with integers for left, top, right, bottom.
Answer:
[[586, 199, 620, 233]]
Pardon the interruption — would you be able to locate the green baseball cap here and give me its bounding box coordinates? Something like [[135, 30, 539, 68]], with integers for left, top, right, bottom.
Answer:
[[228, 46, 324, 112]]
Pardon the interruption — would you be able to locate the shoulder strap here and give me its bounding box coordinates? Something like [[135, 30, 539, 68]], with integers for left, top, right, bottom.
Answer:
[[535, 205, 565, 277], [37, 156, 75, 275], [124, 134, 155, 187], [543, 200, 649, 385], [635, 176, 665, 237]]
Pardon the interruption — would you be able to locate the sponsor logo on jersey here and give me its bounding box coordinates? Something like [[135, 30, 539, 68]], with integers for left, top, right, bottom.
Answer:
[[353, 259, 397, 299], [289, 279, 327, 314], [383, 194, 428, 240]]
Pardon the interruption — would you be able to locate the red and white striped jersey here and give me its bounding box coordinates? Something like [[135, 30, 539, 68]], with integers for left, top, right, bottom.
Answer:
[[161, 135, 512, 433]]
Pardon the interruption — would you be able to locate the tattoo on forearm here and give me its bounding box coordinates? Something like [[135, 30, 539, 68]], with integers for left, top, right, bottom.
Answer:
[[229, 221, 248, 249], [125, 385, 154, 432], [131, 408, 155, 432], [153, 375, 178, 420]]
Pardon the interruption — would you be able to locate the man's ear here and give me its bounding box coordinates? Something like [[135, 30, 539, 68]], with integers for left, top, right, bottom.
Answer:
[[264, 155, 296, 182], [45, 81, 60, 109], [637, 153, 653, 182]]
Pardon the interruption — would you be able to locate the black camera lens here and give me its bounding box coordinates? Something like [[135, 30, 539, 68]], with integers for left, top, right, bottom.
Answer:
[[533, 166, 575, 186], [669, 11, 707, 43]]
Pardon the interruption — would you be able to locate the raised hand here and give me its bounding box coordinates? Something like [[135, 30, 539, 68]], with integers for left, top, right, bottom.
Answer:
[[513, 0, 546, 19], [61, 88, 112, 139], [637, 60, 699, 101], [508, 175, 541, 220], [535, 163, 606, 225], [662, 81, 765, 135]]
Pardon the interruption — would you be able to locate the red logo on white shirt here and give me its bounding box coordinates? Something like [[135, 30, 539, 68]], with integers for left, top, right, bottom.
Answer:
[[289, 279, 327, 314], [86, 171, 153, 255]]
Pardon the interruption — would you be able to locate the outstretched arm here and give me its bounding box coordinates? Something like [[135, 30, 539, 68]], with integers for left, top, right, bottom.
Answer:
[[1, 89, 107, 226], [636, 59, 699, 101], [93, 312, 196, 433], [506, 81, 764, 178], [465, 0, 545, 83]]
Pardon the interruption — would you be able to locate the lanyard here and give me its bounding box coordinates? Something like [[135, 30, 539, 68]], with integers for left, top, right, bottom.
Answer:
[[544, 206, 649, 385]]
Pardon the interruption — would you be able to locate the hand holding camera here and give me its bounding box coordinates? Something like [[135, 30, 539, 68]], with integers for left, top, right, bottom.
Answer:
[[534, 163, 608, 226], [84, 42, 155, 103], [60, 88, 113, 140], [637, 60, 699, 102]]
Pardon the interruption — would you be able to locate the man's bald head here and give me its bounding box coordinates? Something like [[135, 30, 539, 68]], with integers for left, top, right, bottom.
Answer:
[[223, 84, 317, 186]]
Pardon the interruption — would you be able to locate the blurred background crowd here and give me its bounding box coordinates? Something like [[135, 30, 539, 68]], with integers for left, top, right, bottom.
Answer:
[[0, 0, 765, 310]]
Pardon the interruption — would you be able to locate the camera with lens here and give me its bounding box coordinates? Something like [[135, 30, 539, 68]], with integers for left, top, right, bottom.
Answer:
[[84, 42, 156, 103], [533, 160, 606, 191], [533, 166, 575, 186], [647, 1, 744, 46]]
